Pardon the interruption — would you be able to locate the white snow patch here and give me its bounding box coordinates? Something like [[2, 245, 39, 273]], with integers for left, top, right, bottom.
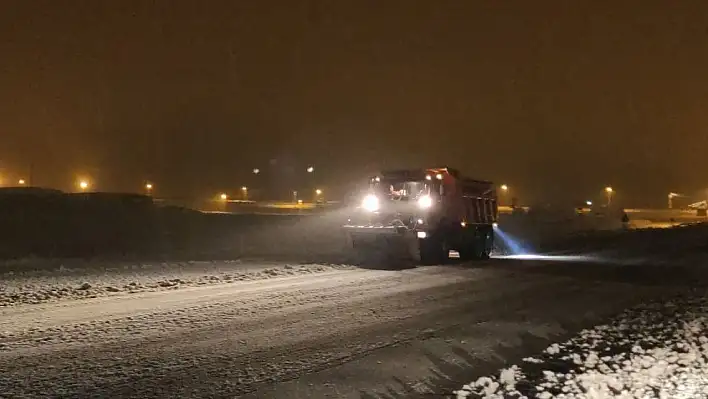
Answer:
[[0, 262, 352, 307], [454, 296, 708, 398]]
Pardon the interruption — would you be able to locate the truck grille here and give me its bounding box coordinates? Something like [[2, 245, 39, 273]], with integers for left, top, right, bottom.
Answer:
[[353, 210, 412, 227]]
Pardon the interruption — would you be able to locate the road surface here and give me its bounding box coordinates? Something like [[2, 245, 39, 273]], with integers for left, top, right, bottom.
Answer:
[[0, 258, 703, 398]]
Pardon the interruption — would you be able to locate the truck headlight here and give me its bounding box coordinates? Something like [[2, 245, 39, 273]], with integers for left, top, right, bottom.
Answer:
[[362, 194, 379, 212], [417, 195, 433, 209]]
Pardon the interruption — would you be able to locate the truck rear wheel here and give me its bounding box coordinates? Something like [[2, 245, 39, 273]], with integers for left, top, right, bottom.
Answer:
[[459, 227, 493, 260], [477, 227, 493, 259], [458, 240, 476, 261]]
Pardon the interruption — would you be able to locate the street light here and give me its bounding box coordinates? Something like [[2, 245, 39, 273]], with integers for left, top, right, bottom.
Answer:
[[18, 179, 26, 186], [220, 193, 228, 201], [241, 186, 248, 200], [253, 168, 260, 174], [307, 166, 314, 173], [605, 186, 613, 206], [499, 184, 509, 206], [668, 192, 681, 209], [586, 200, 593, 206], [145, 182, 153, 194], [315, 189, 322, 195]]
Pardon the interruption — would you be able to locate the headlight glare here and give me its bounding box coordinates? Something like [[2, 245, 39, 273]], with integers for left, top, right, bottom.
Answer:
[[362, 194, 380, 212], [418, 195, 433, 209]]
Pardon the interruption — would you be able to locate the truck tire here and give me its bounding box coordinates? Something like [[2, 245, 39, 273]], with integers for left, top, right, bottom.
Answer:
[[460, 227, 493, 260], [459, 244, 476, 261], [458, 231, 476, 261], [419, 235, 447, 265], [478, 227, 493, 259]]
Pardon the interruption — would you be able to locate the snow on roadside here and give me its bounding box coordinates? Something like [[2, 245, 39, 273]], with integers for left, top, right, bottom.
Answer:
[[454, 292, 708, 398], [0, 261, 352, 307]]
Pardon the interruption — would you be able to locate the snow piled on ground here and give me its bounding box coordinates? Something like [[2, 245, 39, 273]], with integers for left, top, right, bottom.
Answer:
[[455, 292, 708, 398], [0, 261, 351, 307]]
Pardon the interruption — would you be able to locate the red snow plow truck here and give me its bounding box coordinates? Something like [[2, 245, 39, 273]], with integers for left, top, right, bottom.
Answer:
[[343, 167, 498, 264]]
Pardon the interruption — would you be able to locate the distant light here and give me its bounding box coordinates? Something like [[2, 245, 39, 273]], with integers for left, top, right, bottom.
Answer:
[[307, 166, 314, 173], [18, 179, 26, 186], [145, 183, 153, 190], [460, 221, 466, 227], [500, 184, 508, 191], [492, 222, 498, 228], [220, 193, 228, 201], [417, 231, 427, 239], [79, 180, 89, 191], [605, 186, 613, 193], [586, 200, 593, 206], [425, 175, 432, 180], [375, 176, 381, 182], [435, 173, 443, 180], [241, 186, 248, 191], [297, 199, 303, 204], [418, 218, 424, 225], [315, 189, 322, 195], [253, 168, 260, 174]]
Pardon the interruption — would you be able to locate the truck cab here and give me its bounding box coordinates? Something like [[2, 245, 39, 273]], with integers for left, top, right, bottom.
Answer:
[[343, 167, 497, 264]]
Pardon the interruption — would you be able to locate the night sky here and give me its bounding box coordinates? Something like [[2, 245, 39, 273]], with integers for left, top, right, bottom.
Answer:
[[2, 1, 708, 205]]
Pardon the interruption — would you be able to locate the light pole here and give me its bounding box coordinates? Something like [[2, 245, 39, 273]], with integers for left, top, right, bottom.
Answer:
[[668, 192, 680, 209], [218, 193, 228, 212], [241, 186, 248, 201], [605, 186, 613, 206], [251, 168, 261, 201], [307, 166, 316, 200], [500, 184, 509, 206]]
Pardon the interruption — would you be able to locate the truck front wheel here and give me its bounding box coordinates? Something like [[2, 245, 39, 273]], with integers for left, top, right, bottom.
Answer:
[[419, 235, 448, 265]]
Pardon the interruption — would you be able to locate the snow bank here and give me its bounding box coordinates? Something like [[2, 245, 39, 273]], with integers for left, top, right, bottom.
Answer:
[[0, 261, 351, 307], [455, 292, 708, 398]]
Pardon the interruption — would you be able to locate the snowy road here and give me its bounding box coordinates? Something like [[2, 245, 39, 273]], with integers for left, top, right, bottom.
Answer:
[[0, 258, 704, 398]]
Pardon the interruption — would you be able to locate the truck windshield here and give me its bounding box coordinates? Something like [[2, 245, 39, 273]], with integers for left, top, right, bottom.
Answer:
[[372, 180, 430, 201]]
